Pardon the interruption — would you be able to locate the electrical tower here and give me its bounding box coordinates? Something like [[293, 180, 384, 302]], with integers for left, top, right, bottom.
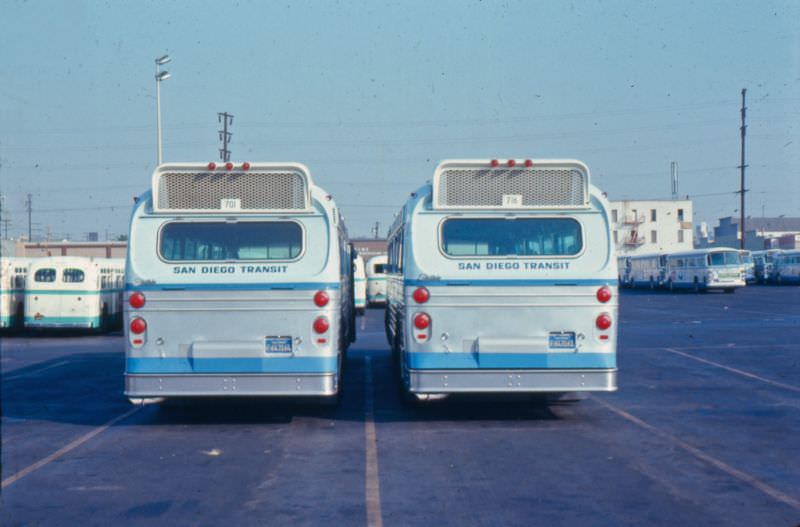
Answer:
[[737, 89, 748, 250], [218, 112, 234, 162]]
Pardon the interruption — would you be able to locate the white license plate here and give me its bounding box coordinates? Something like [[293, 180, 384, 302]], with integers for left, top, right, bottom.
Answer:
[[549, 332, 576, 349], [265, 336, 292, 353]]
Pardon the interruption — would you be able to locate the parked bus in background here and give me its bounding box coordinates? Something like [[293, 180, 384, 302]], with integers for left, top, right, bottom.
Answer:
[[1, 257, 28, 331], [752, 249, 782, 284], [617, 256, 632, 287], [354, 254, 367, 314], [627, 253, 666, 289], [124, 162, 354, 402], [663, 248, 744, 292], [772, 250, 800, 284], [25, 256, 124, 330], [385, 158, 618, 400], [739, 250, 755, 283], [366, 255, 388, 306]]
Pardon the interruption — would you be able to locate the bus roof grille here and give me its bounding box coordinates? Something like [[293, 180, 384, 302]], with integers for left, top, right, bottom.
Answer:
[[152, 163, 312, 213], [433, 160, 590, 210]]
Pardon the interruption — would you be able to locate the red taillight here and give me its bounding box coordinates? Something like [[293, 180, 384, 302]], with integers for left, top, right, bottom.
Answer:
[[225, 162, 234, 171], [507, 159, 516, 167], [414, 313, 431, 330], [596, 313, 612, 330], [596, 286, 612, 303], [130, 318, 147, 334], [314, 290, 329, 307], [242, 162, 251, 170], [207, 162, 216, 170], [313, 316, 330, 334], [491, 159, 499, 167], [129, 292, 145, 309], [524, 159, 533, 167], [412, 287, 430, 304]]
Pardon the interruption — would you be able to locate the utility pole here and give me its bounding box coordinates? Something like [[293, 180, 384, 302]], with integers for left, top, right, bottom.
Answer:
[[25, 193, 32, 241], [218, 112, 234, 162], [372, 221, 380, 239], [738, 88, 748, 250]]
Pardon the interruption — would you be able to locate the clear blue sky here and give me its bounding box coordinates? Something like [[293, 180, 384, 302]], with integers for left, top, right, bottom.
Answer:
[[0, 0, 798, 240]]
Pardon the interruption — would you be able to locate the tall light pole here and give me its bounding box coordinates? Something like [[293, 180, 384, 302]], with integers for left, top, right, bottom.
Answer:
[[155, 54, 171, 165]]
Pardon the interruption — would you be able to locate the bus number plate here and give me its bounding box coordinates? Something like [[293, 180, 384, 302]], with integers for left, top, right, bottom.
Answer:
[[265, 336, 292, 353], [548, 332, 576, 349]]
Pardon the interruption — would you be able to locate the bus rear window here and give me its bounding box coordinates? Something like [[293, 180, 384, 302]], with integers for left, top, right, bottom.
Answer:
[[34, 268, 56, 282], [441, 218, 582, 257], [63, 269, 85, 283], [708, 252, 740, 266], [160, 222, 303, 261]]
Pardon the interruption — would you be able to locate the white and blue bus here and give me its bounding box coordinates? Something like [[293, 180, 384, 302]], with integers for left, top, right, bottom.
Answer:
[[385, 159, 618, 399], [772, 249, 800, 284], [124, 162, 355, 401], [663, 248, 744, 292], [1, 257, 28, 331], [24, 256, 124, 330], [365, 255, 388, 306], [627, 253, 667, 289], [739, 250, 755, 283], [354, 254, 367, 314]]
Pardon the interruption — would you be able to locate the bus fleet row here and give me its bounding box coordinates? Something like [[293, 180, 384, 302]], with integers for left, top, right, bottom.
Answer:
[[123, 159, 617, 404], [619, 247, 800, 292], [0, 256, 125, 332]]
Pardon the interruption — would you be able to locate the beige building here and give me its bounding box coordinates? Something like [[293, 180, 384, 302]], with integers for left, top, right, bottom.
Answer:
[[609, 199, 694, 256], [12, 240, 127, 259]]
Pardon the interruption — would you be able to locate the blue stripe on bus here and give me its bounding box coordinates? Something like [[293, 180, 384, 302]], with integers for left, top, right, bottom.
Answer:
[[124, 282, 340, 292], [25, 316, 102, 327], [405, 352, 616, 370], [126, 356, 338, 374], [404, 279, 616, 287]]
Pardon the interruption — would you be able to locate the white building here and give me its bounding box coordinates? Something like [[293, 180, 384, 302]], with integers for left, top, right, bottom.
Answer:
[[609, 199, 694, 256]]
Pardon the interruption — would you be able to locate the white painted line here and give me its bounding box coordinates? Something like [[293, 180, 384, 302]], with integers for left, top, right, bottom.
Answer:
[[5, 360, 70, 381], [591, 395, 800, 512], [364, 356, 383, 527], [1, 405, 142, 489], [360, 315, 367, 332], [663, 347, 800, 393]]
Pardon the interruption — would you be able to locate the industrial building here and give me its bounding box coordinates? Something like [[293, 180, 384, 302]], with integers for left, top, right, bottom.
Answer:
[[609, 199, 694, 255]]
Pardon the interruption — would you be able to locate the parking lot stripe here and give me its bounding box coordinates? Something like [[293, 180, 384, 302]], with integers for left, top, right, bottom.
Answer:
[[364, 356, 383, 527], [590, 395, 800, 512], [1, 406, 142, 489], [4, 360, 70, 381], [663, 347, 800, 393]]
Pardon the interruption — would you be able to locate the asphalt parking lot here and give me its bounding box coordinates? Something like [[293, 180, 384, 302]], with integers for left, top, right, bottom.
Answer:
[[1, 286, 799, 526]]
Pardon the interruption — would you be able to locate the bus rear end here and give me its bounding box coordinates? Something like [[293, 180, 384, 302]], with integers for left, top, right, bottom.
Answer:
[[395, 159, 617, 396], [124, 163, 347, 400]]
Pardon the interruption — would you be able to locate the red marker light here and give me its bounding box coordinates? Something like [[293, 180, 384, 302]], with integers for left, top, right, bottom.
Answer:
[[524, 159, 533, 167], [225, 162, 234, 171], [491, 159, 499, 167], [130, 318, 147, 334], [242, 162, 251, 170], [412, 287, 430, 304], [596, 286, 612, 303], [313, 316, 330, 334], [129, 292, 145, 309], [314, 291, 330, 307], [596, 313, 612, 330], [507, 159, 516, 167], [207, 162, 217, 170], [414, 313, 431, 330]]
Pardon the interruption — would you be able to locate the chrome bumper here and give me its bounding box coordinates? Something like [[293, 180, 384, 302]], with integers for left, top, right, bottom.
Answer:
[[125, 372, 337, 397], [405, 368, 617, 393]]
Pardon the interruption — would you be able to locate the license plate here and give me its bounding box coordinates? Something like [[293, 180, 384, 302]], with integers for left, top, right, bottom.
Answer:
[[549, 332, 576, 349], [265, 336, 292, 353]]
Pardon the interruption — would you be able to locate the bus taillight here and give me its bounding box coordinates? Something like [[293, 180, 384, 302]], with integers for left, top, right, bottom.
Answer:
[[130, 317, 147, 334], [242, 162, 251, 171], [207, 162, 216, 170], [129, 292, 145, 309], [414, 313, 431, 330], [412, 287, 430, 304], [313, 291, 329, 307], [313, 316, 330, 334], [596, 313, 612, 330], [596, 286, 612, 303]]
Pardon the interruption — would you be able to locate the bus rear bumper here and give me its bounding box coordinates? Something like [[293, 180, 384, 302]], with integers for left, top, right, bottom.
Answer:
[[125, 372, 337, 397], [406, 368, 617, 394]]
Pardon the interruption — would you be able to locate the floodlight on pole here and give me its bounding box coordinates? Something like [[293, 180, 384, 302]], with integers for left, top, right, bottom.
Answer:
[[155, 54, 171, 165]]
